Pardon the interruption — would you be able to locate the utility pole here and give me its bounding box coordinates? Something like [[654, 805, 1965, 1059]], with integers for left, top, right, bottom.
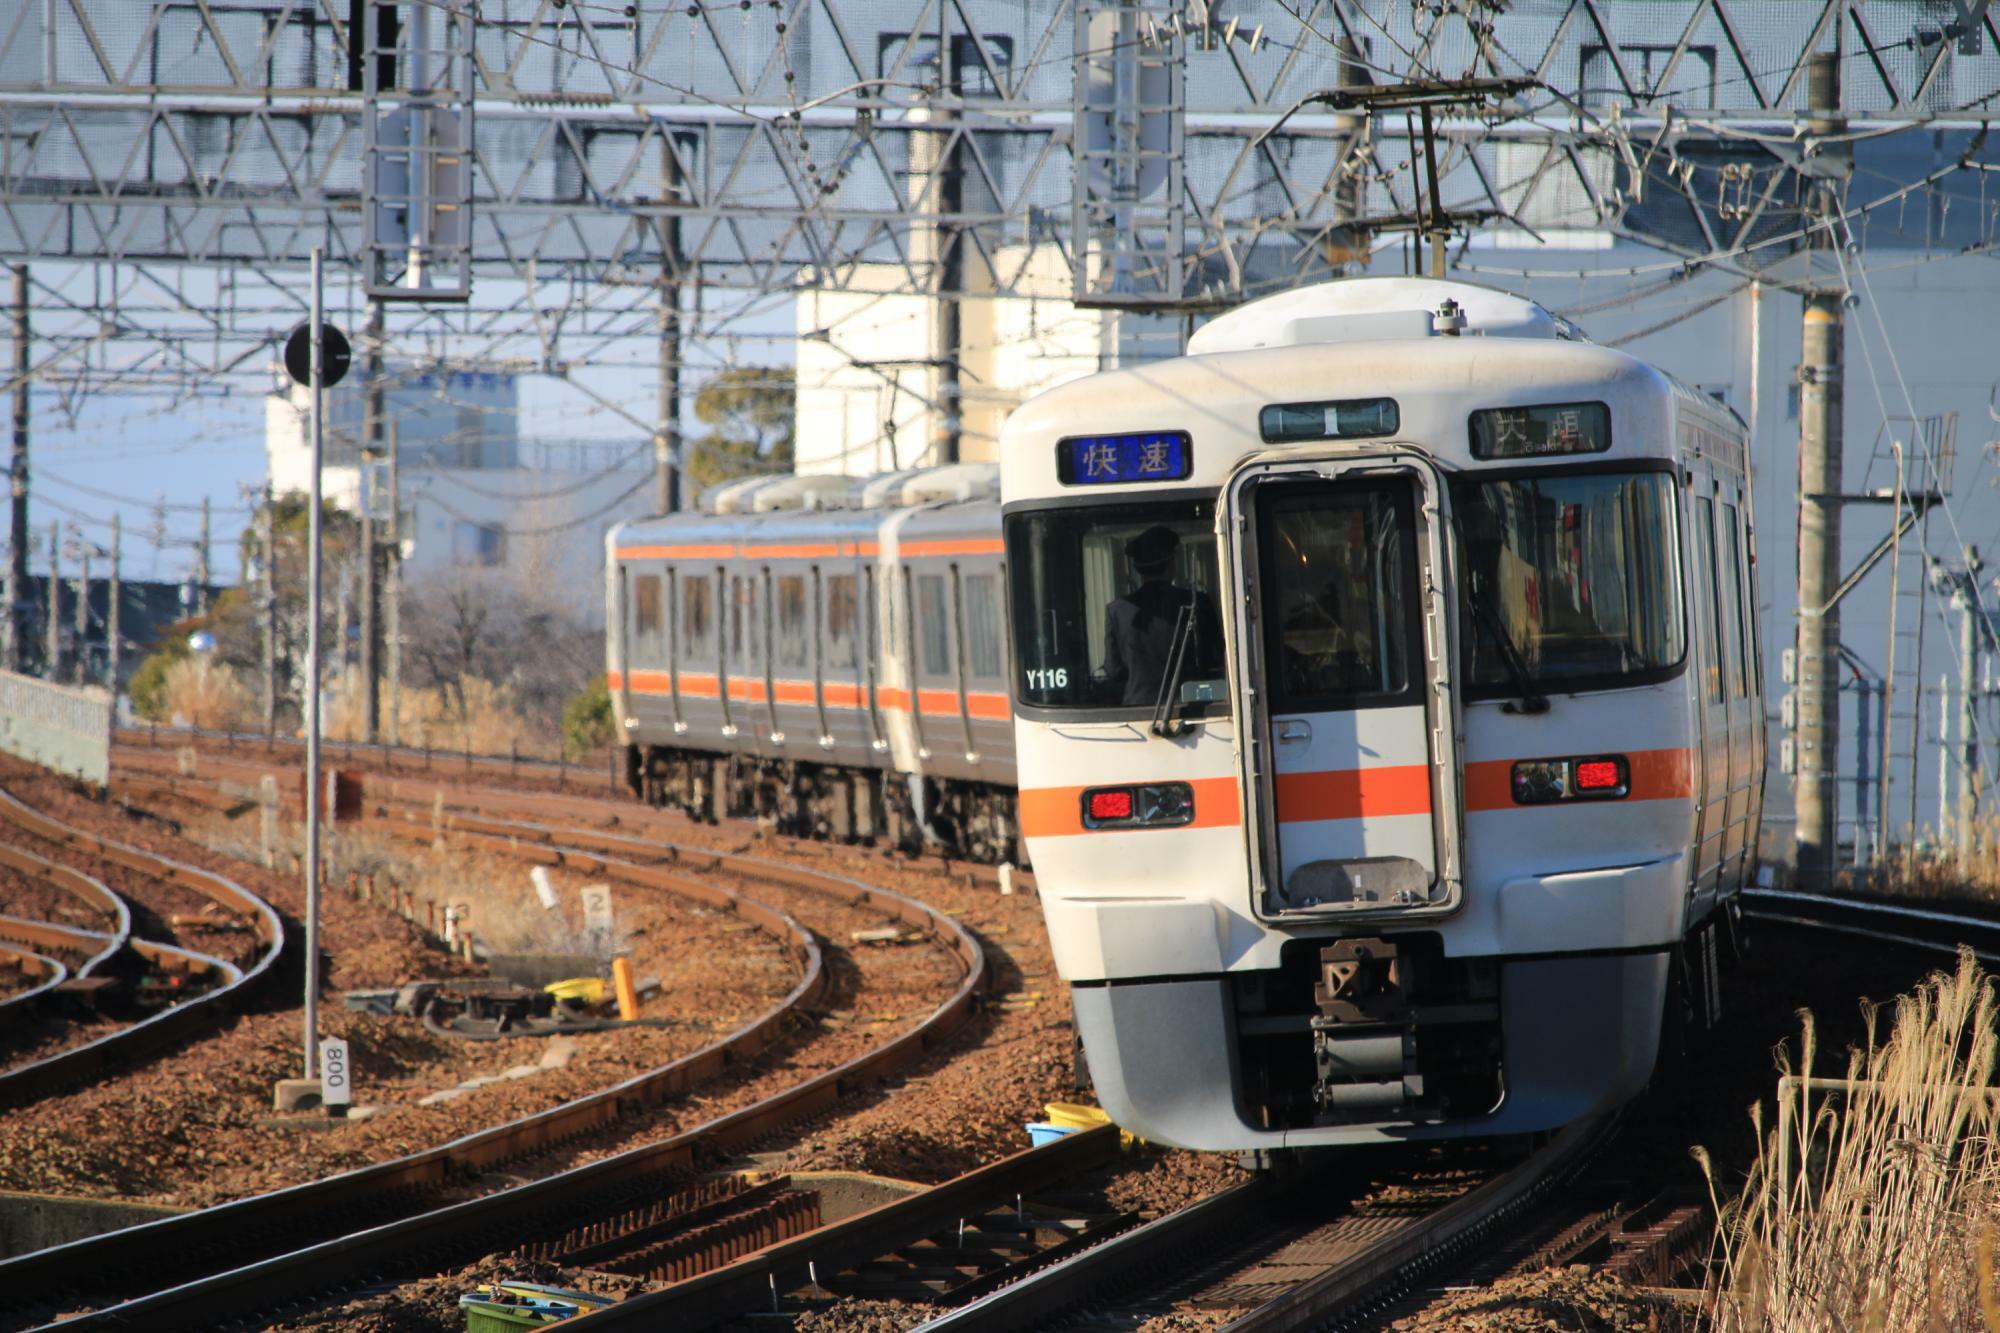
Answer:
[[929, 9, 964, 466], [359, 300, 384, 740], [43, 520, 57, 679], [1936, 549, 1990, 867], [261, 484, 277, 733], [655, 138, 684, 514], [107, 512, 120, 696], [1791, 50, 1846, 889], [195, 496, 210, 615], [385, 418, 401, 742], [303, 247, 326, 1084], [73, 530, 88, 685], [7, 265, 27, 673]]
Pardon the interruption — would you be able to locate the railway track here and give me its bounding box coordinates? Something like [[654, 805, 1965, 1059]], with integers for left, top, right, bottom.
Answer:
[[1742, 885, 2000, 960], [0, 785, 284, 1109], [895, 1115, 1616, 1333], [4, 793, 986, 1333]]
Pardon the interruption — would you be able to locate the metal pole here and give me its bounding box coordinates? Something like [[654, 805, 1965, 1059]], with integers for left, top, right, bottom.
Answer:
[[43, 519, 56, 678], [108, 512, 120, 696], [1940, 670, 1953, 845], [1879, 439, 1904, 859], [656, 141, 683, 515], [1420, 103, 1446, 278], [1852, 678, 1872, 867], [931, 7, 963, 465], [73, 531, 87, 685], [1794, 289, 1844, 888], [304, 247, 325, 1083], [195, 496, 210, 615], [360, 300, 383, 739], [1793, 52, 1846, 889], [1958, 550, 1983, 867], [261, 483, 277, 733], [6, 265, 26, 673], [385, 417, 401, 743]]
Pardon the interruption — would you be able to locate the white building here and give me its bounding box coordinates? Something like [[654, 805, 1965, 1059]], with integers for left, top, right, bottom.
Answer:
[[265, 366, 655, 625]]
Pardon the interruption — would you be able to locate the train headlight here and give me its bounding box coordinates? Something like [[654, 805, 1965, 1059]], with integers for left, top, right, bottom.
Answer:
[[1509, 755, 1629, 804], [1081, 782, 1196, 829]]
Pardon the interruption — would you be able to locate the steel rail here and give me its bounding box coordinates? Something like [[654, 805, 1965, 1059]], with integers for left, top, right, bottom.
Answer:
[[0, 786, 284, 1109], [0, 842, 825, 1311], [113, 732, 1031, 885], [1741, 886, 2000, 963], [0, 834, 131, 974], [567, 1124, 1124, 1328], [0, 940, 68, 1020], [919, 1114, 1617, 1333], [10, 814, 986, 1331]]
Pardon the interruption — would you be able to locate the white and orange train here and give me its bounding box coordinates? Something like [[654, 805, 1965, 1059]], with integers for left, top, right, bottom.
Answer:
[[609, 276, 1764, 1150]]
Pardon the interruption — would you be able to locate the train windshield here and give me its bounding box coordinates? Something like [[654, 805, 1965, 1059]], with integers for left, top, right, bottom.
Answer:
[[1006, 498, 1226, 714], [1452, 466, 1685, 698]]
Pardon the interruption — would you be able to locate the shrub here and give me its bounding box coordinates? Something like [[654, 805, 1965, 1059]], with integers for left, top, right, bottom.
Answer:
[[128, 639, 193, 721], [158, 657, 258, 731], [562, 675, 615, 761]]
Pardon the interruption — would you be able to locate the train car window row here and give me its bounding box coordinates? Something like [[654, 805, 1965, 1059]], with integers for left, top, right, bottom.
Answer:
[[631, 573, 665, 663], [1723, 502, 1750, 699], [1451, 467, 1683, 700], [916, 573, 952, 677], [826, 574, 858, 660], [683, 574, 714, 657], [1260, 480, 1418, 711], [1695, 497, 1724, 704], [1006, 499, 1226, 713], [776, 574, 809, 669], [963, 574, 1004, 681]]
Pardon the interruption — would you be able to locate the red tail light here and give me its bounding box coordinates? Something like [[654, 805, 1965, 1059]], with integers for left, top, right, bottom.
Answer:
[[1574, 760, 1622, 791], [1511, 755, 1630, 804], [1080, 783, 1195, 830], [1087, 789, 1134, 822]]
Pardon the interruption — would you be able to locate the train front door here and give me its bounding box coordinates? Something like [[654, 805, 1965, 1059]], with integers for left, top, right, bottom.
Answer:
[[1226, 456, 1463, 920]]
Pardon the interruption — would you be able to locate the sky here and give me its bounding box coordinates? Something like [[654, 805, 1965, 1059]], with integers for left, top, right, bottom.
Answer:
[[16, 281, 801, 590]]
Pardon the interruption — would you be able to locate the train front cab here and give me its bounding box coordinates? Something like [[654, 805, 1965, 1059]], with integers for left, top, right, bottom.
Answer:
[[1005, 285, 1759, 1152]]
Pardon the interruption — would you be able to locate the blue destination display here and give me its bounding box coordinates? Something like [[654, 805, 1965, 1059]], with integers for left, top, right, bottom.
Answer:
[[1057, 431, 1193, 485]]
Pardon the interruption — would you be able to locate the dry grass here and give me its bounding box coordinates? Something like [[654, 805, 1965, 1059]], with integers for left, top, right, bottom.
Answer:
[[1861, 818, 2000, 904], [325, 671, 555, 759], [160, 657, 260, 731], [1702, 950, 2000, 1331]]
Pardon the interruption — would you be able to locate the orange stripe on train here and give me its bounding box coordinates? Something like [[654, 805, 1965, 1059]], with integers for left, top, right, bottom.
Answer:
[[1460, 747, 1693, 811], [620, 674, 1009, 721], [1274, 764, 1432, 822], [1019, 777, 1241, 838]]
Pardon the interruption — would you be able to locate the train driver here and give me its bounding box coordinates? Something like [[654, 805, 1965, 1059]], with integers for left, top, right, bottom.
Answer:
[[1100, 524, 1223, 707]]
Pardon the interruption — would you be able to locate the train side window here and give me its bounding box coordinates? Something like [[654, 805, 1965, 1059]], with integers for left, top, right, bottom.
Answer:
[[1695, 496, 1723, 702], [632, 574, 664, 662], [775, 574, 808, 669], [963, 574, 1004, 680], [916, 572, 951, 676], [728, 572, 744, 660], [746, 576, 763, 666], [683, 575, 713, 657], [1722, 502, 1749, 698], [827, 574, 858, 663]]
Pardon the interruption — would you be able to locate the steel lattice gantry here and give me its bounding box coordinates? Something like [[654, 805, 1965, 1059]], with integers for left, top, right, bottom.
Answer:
[[0, 0, 1992, 378]]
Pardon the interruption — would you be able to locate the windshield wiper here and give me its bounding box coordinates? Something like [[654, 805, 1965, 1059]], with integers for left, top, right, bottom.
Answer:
[[1150, 602, 1198, 738], [1463, 578, 1550, 715]]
